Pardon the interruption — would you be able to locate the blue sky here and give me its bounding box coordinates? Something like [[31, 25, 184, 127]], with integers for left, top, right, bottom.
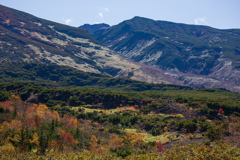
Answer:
[[1, 0, 240, 29]]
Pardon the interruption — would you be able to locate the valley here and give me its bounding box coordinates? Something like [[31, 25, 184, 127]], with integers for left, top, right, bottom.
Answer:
[[0, 4, 240, 159]]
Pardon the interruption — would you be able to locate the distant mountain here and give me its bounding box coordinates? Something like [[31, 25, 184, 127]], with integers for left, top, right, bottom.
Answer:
[[93, 16, 240, 92], [0, 5, 183, 85], [79, 23, 110, 35]]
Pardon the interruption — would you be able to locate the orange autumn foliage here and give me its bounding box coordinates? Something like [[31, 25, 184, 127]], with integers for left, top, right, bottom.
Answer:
[[89, 135, 100, 153], [89, 135, 106, 155], [122, 132, 146, 148], [109, 134, 123, 150], [61, 114, 78, 130], [164, 126, 168, 133], [0, 101, 14, 112]]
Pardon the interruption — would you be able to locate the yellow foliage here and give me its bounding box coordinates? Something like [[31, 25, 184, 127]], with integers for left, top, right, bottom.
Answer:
[[55, 104, 61, 108], [11, 94, 21, 101], [48, 140, 59, 150], [0, 141, 240, 159], [163, 138, 170, 143], [30, 133, 39, 146], [10, 119, 22, 133], [52, 111, 60, 121], [122, 132, 146, 148], [0, 121, 11, 133], [164, 126, 168, 133], [102, 110, 109, 114]]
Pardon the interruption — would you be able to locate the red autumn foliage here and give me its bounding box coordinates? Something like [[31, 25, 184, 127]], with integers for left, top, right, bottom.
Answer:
[[4, 115, 11, 121], [60, 130, 77, 146], [155, 141, 166, 152], [219, 108, 224, 114], [34, 116, 43, 127], [130, 105, 135, 109]]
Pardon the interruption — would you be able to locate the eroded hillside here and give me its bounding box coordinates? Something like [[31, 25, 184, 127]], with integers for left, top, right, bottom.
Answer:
[[0, 5, 183, 85]]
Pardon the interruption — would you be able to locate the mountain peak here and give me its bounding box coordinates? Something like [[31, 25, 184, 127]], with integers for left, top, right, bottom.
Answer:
[[93, 16, 240, 92], [0, 4, 182, 86], [79, 23, 110, 35]]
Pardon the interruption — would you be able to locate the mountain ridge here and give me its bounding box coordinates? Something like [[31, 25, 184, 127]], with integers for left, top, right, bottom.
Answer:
[[92, 16, 240, 92], [0, 5, 183, 86], [79, 23, 110, 35]]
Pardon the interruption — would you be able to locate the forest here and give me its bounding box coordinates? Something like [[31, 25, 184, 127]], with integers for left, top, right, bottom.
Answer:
[[0, 81, 240, 159]]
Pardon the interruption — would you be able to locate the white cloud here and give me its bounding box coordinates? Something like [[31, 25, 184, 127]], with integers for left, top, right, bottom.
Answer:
[[104, 7, 109, 12], [194, 17, 209, 25], [62, 17, 73, 25], [98, 12, 103, 19], [97, 7, 110, 21]]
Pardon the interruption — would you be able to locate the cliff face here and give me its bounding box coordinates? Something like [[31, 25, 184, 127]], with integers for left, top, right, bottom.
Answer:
[[93, 16, 240, 92]]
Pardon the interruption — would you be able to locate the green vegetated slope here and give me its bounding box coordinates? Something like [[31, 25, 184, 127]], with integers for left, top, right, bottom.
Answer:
[[0, 62, 240, 113], [0, 62, 183, 91], [1, 85, 240, 159], [0, 63, 240, 159], [93, 16, 240, 92]]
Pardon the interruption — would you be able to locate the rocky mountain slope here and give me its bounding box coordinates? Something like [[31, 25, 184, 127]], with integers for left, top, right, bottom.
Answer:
[[92, 16, 240, 92], [0, 5, 183, 85]]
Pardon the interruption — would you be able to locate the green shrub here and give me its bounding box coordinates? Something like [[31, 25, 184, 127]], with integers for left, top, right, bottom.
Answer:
[[199, 122, 211, 132], [140, 107, 150, 115], [174, 120, 185, 129], [184, 121, 198, 132], [115, 148, 134, 158], [205, 126, 225, 141], [0, 90, 10, 102]]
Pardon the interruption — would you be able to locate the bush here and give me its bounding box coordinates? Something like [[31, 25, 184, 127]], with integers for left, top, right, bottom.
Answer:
[[205, 126, 225, 141], [130, 116, 138, 125], [233, 111, 240, 117], [150, 128, 162, 136], [175, 97, 188, 103], [0, 90, 10, 101], [174, 120, 184, 129], [115, 148, 134, 158], [148, 102, 167, 108], [140, 107, 150, 115], [184, 121, 198, 132], [46, 100, 66, 108], [76, 113, 88, 119], [143, 121, 155, 131], [199, 122, 211, 132], [109, 126, 121, 133]]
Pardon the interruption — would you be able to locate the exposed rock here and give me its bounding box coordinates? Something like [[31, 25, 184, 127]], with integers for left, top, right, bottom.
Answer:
[[93, 16, 240, 92], [0, 5, 183, 86]]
